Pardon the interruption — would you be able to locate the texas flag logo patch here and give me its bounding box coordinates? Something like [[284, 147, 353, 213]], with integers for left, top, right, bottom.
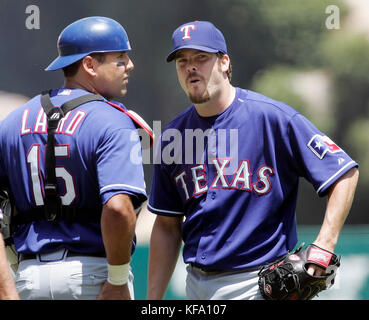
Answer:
[[307, 134, 342, 159]]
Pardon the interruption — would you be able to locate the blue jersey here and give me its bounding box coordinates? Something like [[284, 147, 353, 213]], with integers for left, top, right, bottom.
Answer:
[[148, 87, 358, 270], [0, 88, 147, 254]]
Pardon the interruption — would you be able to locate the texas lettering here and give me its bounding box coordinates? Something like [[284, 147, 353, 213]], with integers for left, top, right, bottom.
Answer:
[[175, 158, 275, 201]]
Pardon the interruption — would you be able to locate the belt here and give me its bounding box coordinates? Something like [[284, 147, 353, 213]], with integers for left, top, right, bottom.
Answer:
[[19, 251, 106, 263], [189, 263, 261, 276]]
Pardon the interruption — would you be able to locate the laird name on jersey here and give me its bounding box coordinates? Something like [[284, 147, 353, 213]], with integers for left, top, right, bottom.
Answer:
[[20, 107, 86, 136]]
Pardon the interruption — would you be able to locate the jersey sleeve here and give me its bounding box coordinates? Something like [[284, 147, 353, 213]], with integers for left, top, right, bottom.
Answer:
[[147, 139, 185, 216], [287, 113, 358, 196], [96, 127, 147, 208]]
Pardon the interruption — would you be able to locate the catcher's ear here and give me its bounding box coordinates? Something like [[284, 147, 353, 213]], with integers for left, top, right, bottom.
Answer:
[[81, 55, 98, 77]]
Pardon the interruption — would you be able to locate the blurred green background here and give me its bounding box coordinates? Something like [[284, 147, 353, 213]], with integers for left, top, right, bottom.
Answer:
[[1, 0, 368, 299]]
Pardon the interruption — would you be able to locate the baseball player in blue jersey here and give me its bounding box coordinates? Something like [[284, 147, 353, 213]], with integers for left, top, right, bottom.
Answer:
[[0, 17, 150, 300], [147, 21, 359, 300]]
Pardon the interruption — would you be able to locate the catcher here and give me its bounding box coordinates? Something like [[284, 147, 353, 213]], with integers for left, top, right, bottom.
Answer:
[[0, 16, 151, 300]]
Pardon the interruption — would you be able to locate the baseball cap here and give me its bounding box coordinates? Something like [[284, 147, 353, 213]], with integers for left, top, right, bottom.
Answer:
[[166, 20, 227, 62]]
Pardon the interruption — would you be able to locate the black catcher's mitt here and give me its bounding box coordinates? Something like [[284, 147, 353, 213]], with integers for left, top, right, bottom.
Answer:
[[258, 243, 340, 300]]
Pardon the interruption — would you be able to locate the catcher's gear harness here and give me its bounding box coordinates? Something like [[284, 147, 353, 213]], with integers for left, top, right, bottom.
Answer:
[[258, 243, 340, 300], [13, 91, 154, 226]]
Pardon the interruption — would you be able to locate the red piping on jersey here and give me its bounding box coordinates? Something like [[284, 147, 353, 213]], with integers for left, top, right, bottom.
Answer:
[[106, 101, 154, 148]]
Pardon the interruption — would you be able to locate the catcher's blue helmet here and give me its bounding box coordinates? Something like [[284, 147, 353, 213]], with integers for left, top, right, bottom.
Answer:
[[45, 16, 131, 71]]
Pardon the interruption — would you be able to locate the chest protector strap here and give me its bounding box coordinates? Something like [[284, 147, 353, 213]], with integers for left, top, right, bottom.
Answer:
[[40, 90, 104, 222], [14, 91, 150, 226]]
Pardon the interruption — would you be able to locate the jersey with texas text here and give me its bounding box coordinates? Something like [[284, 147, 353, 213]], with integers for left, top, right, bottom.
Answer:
[[0, 88, 147, 254], [148, 87, 358, 270]]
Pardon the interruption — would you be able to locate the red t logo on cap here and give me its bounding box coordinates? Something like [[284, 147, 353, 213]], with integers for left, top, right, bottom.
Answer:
[[180, 24, 196, 40]]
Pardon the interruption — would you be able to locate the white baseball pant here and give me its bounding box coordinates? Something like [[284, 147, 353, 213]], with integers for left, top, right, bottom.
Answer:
[[186, 264, 264, 300], [15, 248, 134, 300]]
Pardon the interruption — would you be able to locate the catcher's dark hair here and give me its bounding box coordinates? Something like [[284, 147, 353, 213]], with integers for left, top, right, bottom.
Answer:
[[216, 52, 232, 82], [62, 53, 106, 78]]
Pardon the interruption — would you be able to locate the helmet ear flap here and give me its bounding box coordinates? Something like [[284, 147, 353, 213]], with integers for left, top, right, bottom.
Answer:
[[45, 16, 131, 71]]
